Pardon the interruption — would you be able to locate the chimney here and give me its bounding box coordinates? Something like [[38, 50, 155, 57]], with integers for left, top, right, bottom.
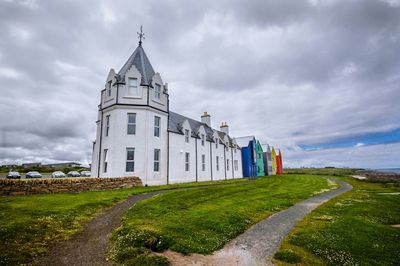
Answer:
[[220, 121, 229, 135], [201, 112, 211, 127]]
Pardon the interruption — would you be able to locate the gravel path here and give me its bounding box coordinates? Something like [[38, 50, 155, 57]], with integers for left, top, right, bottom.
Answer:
[[35, 191, 164, 266], [165, 178, 352, 266]]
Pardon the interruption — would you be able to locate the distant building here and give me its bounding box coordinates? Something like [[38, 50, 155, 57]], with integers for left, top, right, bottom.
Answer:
[[45, 162, 82, 169], [263, 145, 273, 176], [22, 163, 41, 168]]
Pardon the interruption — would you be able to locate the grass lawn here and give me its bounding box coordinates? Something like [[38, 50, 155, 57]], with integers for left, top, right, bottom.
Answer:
[[0, 178, 248, 265], [274, 176, 400, 266], [110, 174, 333, 265], [285, 168, 361, 176]]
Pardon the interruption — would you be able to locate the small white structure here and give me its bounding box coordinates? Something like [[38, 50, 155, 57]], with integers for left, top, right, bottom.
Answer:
[[263, 145, 273, 176], [91, 40, 243, 185]]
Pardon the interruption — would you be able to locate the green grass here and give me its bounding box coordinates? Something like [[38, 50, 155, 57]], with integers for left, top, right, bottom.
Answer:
[[275, 176, 400, 266], [110, 174, 333, 265], [285, 168, 361, 176], [0, 178, 249, 265]]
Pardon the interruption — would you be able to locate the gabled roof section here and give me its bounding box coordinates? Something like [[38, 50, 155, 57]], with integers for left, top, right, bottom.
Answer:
[[117, 45, 155, 86], [169, 111, 235, 144]]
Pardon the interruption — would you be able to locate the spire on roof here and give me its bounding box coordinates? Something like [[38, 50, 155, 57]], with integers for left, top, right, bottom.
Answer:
[[137, 25, 145, 46], [117, 26, 155, 86]]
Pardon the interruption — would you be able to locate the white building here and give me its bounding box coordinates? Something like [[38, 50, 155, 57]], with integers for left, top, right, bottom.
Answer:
[[91, 40, 243, 185]]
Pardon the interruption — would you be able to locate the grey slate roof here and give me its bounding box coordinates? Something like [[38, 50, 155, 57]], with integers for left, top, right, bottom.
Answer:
[[168, 111, 235, 146], [117, 45, 155, 86]]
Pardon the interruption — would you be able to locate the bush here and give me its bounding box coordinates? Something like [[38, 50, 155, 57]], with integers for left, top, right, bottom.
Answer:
[[111, 228, 173, 265], [274, 249, 301, 264]]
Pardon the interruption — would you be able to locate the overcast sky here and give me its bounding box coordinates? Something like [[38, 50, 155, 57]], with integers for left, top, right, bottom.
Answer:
[[0, 0, 399, 169]]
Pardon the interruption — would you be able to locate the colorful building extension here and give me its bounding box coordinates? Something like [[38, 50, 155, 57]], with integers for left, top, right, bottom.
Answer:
[[271, 147, 277, 175], [256, 140, 265, 176], [276, 150, 284, 175], [263, 145, 273, 176], [235, 136, 257, 177]]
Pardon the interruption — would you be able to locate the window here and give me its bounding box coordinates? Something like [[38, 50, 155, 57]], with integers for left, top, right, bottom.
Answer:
[[105, 115, 110, 136], [185, 129, 190, 143], [215, 139, 218, 149], [201, 134, 205, 146], [216, 156, 219, 171], [107, 81, 112, 96], [154, 149, 160, 172], [154, 116, 160, 137], [103, 149, 108, 173], [126, 148, 135, 172], [234, 148, 237, 153], [155, 83, 161, 99], [202, 154, 206, 171], [234, 160, 238, 171], [128, 78, 138, 95], [185, 152, 190, 171], [227, 159, 230, 171], [127, 113, 136, 135]]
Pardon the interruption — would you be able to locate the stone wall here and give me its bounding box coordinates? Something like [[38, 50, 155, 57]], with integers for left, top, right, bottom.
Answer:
[[0, 177, 143, 196]]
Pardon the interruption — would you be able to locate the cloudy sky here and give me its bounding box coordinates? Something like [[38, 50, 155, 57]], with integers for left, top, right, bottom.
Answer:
[[0, 0, 399, 169]]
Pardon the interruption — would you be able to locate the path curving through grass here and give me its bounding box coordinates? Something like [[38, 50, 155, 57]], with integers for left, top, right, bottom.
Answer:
[[163, 179, 352, 265]]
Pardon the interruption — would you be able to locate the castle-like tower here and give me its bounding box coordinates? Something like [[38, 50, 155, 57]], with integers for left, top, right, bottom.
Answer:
[[91, 39, 169, 185]]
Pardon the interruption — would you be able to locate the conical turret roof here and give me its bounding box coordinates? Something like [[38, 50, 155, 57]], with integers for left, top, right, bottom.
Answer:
[[117, 44, 155, 86]]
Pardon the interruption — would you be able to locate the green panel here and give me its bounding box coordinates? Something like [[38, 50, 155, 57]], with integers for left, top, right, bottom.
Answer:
[[256, 141, 265, 176]]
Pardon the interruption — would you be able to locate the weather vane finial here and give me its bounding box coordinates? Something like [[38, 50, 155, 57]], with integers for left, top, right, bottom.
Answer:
[[137, 25, 145, 46]]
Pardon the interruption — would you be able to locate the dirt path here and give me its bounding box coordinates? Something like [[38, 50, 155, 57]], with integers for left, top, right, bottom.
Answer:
[[164, 178, 352, 266], [35, 191, 163, 266]]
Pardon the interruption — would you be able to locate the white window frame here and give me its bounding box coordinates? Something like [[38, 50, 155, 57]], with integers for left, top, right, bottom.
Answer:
[[127, 113, 136, 135], [126, 148, 135, 172], [154, 116, 160, 137], [227, 159, 230, 171], [103, 149, 108, 173], [185, 152, 190, 171], [154, 83, 161, 99], [234, 160, 238, 171], [202, 154, 206, 171], [201, 134, 205, 146], [215, 139, 218, 149], [154, 149, 160, 172], [105, 115, 110, 137], [128, 78, 138, 95], [185, 129, 190, 143], [216, 156, 219, 171]]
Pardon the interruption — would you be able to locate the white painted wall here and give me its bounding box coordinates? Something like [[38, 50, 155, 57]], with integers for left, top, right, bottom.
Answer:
[[168, 120, 197, 184]]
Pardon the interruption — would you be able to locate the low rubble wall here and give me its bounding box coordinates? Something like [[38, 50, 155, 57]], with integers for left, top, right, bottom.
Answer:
[[0, 177, 143, 196]]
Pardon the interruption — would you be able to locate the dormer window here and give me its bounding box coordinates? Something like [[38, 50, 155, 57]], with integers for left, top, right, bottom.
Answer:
[[128, 78, 138, 95], [155, 83, 161, 99], [201, 134, 205, 146], [216, 139, 218, 149]]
